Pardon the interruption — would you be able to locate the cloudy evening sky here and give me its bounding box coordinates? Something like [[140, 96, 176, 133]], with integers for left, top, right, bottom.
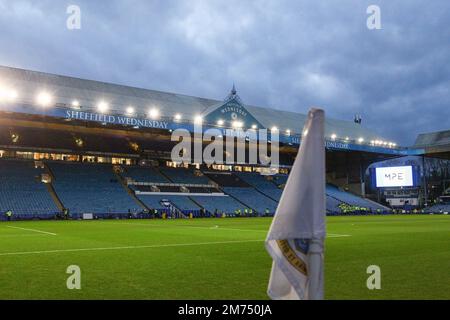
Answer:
[[0, 0, 449, 145]]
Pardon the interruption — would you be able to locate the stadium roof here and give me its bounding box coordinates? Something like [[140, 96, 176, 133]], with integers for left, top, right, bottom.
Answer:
[[0, 65, 388, 143], [415, 130, 450, 147], [414, 129, 450, 159]]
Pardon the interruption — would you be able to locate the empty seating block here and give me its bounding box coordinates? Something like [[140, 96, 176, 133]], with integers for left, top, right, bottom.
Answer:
[[49, 162, 142, 214], [0, 159, 58, 216], [138, 195, 200, 211], [235, 172, 282, 200], [326, 195, 343, 213], [190, 195, 248, 214], [222, 187, 278, 213], [122, 166, 169, 183], [204, 172, 249, 187], [159, 167, 211, 184], [272, 174, 288, 186]]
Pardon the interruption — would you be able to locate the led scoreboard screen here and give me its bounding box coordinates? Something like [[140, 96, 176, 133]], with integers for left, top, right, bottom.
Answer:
[[375, 166, 414, 188]]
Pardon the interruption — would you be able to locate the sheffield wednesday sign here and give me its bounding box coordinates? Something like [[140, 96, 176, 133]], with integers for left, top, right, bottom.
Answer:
[[0, 103, 422, 156], [64, 110, 169, 129]]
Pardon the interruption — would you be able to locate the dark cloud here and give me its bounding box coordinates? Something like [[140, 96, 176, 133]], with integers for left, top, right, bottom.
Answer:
[[0, 0, 449, 145]]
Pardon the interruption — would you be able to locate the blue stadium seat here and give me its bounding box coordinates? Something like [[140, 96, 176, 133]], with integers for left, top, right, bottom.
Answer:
[[0, 159, 59, 217]]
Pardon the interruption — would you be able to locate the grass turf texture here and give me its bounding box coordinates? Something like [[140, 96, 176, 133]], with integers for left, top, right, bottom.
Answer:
[[0, 215, 448, 300]]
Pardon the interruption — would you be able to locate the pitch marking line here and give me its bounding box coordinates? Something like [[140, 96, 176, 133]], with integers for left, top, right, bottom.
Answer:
[[0, 239, 263, 256], [0, 234, 50, 238], [6, 226, 57, 236], [104, 221, 352, 237], [328, 233, 351, 238], [0, 232, 351, 257]]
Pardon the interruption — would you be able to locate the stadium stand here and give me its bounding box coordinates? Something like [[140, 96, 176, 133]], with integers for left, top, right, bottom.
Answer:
[[0, 158, 394, 219], [204, 172, 250, 187], [326, 185, 388, 212], [272, 174, 288, 186], [235, 172, 283, 201], [326, 195, 343, 214], [4, 66, 435, 220], [423, 203, 450, 213], [222, 187, 278, 213], [0, 126, 140, 155], [0, 159, 59, 217], [190, 195, 248, 214], [138, 194, 200, 212], [48, 162, 143, 215], [202, 172, 278, 213], [225, 172, 388, 214], [159, 167, 211, 184], [122, 166, 169, 183]]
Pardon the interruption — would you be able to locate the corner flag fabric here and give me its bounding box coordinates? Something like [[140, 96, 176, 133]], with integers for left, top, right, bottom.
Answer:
[[265, 108, 326, 300]]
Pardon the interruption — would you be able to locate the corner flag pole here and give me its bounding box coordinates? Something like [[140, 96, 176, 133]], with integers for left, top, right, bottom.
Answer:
[[308, 238, 324, 300]]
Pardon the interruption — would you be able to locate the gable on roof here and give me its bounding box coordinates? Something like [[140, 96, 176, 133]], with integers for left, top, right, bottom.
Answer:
[[203, 86, 265, 129]]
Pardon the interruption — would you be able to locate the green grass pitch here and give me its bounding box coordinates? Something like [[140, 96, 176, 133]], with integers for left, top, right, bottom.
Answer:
[[0, 215, 448, 300]]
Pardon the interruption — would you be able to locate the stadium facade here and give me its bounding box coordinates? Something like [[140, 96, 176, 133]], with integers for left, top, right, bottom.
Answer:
[[0, 66, 448, 220]]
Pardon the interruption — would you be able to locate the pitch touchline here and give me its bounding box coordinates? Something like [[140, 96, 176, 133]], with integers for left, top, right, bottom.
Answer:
[[0, 239, 263, 256], [6, 226, 57, 236]]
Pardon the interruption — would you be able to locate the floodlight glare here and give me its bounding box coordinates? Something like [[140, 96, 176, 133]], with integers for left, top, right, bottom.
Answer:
[[126, 106, 135, 115], [36, 91, 53, 107], [194, 115, 203, 124], [97, 101, 109, 113], [0, 87, 17, 102], [9, 90, 18, 101], [232, 121, 243, 128], [148, 108, 159, 119]]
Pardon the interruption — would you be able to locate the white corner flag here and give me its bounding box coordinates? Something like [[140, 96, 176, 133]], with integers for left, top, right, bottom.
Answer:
[[265, 108, 326, 300]]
